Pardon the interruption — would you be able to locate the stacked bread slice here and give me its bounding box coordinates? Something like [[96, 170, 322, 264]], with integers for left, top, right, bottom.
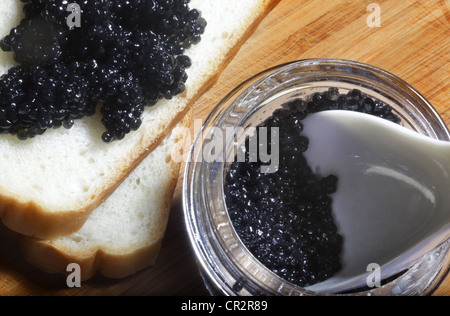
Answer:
[[0, 0, 279, 280], [21, 112, 193, 281]]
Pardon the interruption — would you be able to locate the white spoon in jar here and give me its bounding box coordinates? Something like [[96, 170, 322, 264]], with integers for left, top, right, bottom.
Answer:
[[300, 110, 450, 294]]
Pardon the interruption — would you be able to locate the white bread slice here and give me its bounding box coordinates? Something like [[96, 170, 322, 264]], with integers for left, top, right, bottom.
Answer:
[[0, 0, 280, 238], [19, 110, 192, 281]]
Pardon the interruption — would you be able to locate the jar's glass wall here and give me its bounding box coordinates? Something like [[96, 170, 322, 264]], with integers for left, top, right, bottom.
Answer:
[[183, 59, 450, 296]]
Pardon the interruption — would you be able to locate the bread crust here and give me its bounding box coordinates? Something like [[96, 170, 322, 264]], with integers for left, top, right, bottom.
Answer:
[[19, 223, 167, 281], [20, 110, 192, 281], [0, 0, 281, 239]]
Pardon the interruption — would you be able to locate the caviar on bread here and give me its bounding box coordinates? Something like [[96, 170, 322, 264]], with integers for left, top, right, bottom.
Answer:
[[0, 0, 206, 142]]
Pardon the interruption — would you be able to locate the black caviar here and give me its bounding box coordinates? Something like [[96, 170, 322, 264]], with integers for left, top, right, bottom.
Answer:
[[0, 0, 206, 142], [224, 88, 400, 288]]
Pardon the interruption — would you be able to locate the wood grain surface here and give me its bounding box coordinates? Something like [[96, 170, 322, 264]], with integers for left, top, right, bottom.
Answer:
[[0, 0, 449, 296]]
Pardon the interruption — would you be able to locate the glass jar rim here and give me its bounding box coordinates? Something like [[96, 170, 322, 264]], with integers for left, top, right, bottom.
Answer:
[[183, 58, 450, 296]]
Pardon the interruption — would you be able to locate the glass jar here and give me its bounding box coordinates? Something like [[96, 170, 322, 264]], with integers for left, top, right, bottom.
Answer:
[[182, 59, 450, 296]]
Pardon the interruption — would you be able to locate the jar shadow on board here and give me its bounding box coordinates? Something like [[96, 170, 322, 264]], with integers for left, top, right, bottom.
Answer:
[[183, 59, 450, 296]]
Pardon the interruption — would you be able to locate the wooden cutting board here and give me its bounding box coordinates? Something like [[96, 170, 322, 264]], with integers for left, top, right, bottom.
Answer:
[[0, 0, 448, 296]]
